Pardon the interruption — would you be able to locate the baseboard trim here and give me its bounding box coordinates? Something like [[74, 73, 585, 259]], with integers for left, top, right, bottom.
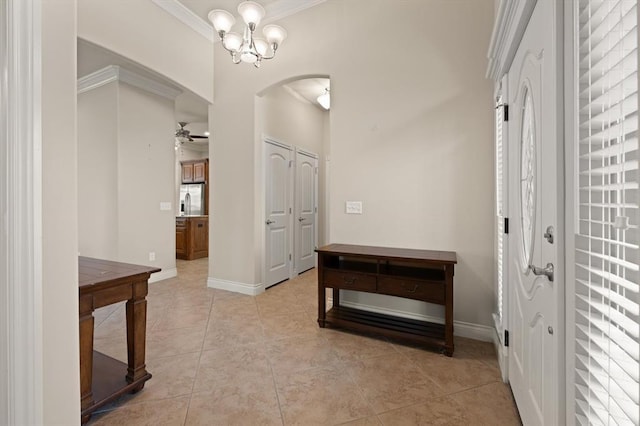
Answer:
[[149, 267, 177, 283], [338, 300, 494, 342], [207, 277, 264, 296]]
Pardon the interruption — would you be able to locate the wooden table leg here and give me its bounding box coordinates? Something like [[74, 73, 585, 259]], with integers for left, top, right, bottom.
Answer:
[[126, 280, 149, 388], [444, 265, 455, 357], [79, 295, 95, 416], [317, 256, 326, 327]]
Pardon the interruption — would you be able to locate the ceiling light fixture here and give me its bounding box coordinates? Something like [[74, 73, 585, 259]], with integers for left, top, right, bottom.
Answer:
[[208, 1, 287, 68], [317, 88, 330, 110]]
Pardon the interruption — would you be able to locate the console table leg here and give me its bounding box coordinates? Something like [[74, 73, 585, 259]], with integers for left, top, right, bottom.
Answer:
[[79, 295, 95, 412], [126, 281, 149, 383]]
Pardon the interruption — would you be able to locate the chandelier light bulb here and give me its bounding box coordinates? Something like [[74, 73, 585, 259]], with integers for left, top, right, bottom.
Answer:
[[263, 24, 287, 47], [237, 1, 265, 28], [208, 9, 235, 34], [223, 32, 242, 51], [254, 39, 269, 56]]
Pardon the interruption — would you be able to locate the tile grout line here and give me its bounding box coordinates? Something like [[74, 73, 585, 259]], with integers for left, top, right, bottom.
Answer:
[[181, 274, 216, 426]]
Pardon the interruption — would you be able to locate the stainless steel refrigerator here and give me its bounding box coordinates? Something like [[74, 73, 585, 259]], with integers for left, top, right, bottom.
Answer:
[[179, 183, 205, 216]]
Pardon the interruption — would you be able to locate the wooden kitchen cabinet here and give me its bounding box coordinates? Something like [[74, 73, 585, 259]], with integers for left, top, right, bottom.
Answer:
[[181, 159, 208, 184], [175, 216, 208, 260]]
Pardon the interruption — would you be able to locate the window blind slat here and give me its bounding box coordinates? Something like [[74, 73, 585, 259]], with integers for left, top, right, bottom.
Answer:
[[580, 114, 638, 144], [579, 160, 639, 176], [577, 295, 639, 337], [580, 92, 638, 128], [576, 355, 639, 418], [579, 46, 638, 90], [576, 311, 640, 361], [580, 26, 637, 78], [576, 336, 640, 386], [581, 72, 637, 114], [577, 324, 640, 379], [580, 4, 637, 57], [575, 251, 640, 275], [576, 233, 639, 250], [579, 136, 637, 158], [576, 264, 639, 293]]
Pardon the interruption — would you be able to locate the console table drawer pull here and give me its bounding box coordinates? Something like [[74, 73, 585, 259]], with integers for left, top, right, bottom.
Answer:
[[344, 277, 356, 285], [407, 284, 419, 293]]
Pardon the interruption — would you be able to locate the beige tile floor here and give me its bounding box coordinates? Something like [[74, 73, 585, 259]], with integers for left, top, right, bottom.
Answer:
[[88, 258, 522, 426]]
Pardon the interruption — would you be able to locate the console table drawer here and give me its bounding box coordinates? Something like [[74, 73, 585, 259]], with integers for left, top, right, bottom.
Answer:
[[324, 269, 377, 292], [378, 276, 445, 304]]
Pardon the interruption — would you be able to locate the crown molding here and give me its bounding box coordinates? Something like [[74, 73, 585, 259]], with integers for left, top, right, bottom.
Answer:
[[77, 66, 119, 94], [486, 0, 537, 81], [151, 0, 214, 42], [78, 65, 182, 100]]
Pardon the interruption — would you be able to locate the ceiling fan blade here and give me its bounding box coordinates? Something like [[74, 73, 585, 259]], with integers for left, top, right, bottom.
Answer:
[[191, 135, 208, 139]]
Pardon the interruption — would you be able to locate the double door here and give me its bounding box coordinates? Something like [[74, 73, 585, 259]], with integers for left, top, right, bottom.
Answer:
[[264, 141, 318, 288]]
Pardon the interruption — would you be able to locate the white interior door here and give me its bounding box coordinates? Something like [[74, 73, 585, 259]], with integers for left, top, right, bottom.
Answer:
[[295, 150, 317, 274], [265, 141, 292, 288], [507, 0, 563, 424]]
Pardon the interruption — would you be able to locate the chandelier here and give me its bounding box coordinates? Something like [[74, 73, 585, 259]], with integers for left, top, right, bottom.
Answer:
[[208, 1, 287, 68]]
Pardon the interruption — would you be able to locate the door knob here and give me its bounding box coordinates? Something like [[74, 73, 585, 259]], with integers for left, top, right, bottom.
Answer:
[[544, 226, 554, 244], [298, 217, 305, 222], [265, 219, 275, 225], [529, 262, 554, 282]]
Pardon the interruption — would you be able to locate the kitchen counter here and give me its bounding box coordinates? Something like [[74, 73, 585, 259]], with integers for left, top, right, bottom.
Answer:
[[176, 216, 208, 260]]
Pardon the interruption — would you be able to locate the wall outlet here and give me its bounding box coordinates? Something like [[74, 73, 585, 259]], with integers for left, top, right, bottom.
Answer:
[[346, 201, 363, 214], [149, 252, 156, 261], [160, 202, 172, 211]]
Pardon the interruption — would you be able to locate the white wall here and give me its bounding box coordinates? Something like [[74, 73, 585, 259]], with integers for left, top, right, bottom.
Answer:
[[77, 80, 177, 277], [117, 83, 176, 270], [211, 0, 496, 326], [78, 82, 119, 259], [42, 0, 81, 423], [78, 0, 213, 103]]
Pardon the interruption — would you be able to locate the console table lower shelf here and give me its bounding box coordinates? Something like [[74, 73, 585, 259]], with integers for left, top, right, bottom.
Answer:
[[82, 351, 152, 420], [322, 306, 446, 350]]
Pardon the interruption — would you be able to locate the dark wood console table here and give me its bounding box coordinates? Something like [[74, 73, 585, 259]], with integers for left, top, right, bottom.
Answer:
[[316, 244, 457, 356], [78, 257, 160, 423]]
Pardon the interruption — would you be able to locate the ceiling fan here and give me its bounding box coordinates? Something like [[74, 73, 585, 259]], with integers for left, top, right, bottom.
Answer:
[[175, 121, 208, 143]]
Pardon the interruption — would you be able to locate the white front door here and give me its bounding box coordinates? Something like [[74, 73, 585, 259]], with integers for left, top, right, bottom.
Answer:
[[265, 141, 292, 288], [295, 150, 317, 274], [507, 0, 563, 424]]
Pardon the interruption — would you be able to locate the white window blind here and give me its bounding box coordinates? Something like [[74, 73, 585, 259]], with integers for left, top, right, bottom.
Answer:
[[495, 99, 506, 323], [575, 0, 639, 425]]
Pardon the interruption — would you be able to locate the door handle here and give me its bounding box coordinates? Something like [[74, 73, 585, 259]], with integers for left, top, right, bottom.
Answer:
[[529, 262, 554, 282], [265, 219, 275, 225], [298, 217, 305, 222]]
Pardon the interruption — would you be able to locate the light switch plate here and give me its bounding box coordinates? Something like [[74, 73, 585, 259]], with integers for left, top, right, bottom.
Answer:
[[160, 202, 172, 211], [345, 201, 363, 214]]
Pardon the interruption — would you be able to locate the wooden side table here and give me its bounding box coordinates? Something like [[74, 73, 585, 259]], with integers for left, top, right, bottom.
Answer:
[[78, 257, 160, 424]]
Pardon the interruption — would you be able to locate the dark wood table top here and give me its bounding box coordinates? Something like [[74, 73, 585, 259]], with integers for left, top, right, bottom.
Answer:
[[78, 257, 161, 294], [316, 244, 457, 264]]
